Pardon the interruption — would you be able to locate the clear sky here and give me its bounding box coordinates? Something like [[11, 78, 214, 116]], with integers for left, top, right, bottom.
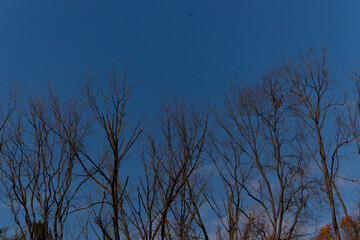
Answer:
[[1, 0, 360, 113], [1, 0, 360, 236]]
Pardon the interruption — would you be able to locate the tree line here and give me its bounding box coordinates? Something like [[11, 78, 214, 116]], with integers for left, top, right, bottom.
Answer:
[[0, 47, 359, 240]]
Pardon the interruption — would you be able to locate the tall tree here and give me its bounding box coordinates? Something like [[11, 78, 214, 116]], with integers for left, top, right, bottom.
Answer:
[[0, 93, 85, 240], [212, 70, 315, 239], [282, 47, 349, 240], [57, 71, 143, 240], [128, 98, 210, 240]]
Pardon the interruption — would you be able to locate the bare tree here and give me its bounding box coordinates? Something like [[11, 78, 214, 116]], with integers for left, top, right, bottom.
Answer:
[[282, 47, 350, 240], [54, 71, 143, 240], [211, 69, 316, 239], [342, 68, 360, 185], [125, 142, 162, 240], [128, 97, 210, 240], [0, 93, 86, 240], [1, 47, 360, 240]]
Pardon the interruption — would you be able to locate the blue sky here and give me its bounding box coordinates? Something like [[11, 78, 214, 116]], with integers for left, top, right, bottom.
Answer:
[[1, 0, 359, 113], [1, 0, 360, 236]]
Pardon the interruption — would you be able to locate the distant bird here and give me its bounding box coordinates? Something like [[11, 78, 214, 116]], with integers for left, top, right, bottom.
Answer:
[[188, 13, 193, 17]]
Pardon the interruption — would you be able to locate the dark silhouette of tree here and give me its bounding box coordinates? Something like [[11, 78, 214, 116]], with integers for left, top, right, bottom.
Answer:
[[127, 97, 210, 240], [282, 47, 349, 240], [210, 67, 316, 239], [0, 47, 358, 240]]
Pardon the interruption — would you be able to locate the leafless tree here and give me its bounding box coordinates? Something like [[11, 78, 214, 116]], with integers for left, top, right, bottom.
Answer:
[[282, 47, 350, 240], [128, 97, 210, 240], [1, 47, 360, 240], [343, 68, 360, 183], [211, 69, 316, 239], [0, 93, 86, 240], [54, 71, 143, 240]]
